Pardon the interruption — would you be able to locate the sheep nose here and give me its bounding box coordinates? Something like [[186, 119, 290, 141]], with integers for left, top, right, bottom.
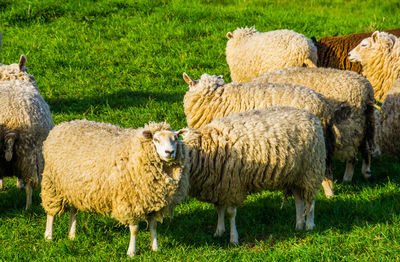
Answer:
[[165, 150, 174, 156]]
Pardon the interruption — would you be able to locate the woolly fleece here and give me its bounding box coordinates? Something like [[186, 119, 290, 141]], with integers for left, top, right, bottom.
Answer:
[[252, 67, 375, 164], [226, 27, 317, 83], [41, 120, 190, 225], [374, 79, 400, 159], [184, 107, 326, 208], [0, 80, 53, 188]]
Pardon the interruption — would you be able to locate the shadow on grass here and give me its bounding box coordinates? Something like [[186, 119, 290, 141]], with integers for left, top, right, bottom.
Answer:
[[46, 89, 185, 115]]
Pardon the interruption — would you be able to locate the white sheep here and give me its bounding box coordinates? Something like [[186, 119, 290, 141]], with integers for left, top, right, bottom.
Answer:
[[180, 107, 326, 244], [0, 55, 53, 209], [183, 72, 335, 197], [226, 26, 317, 83], [349, 31, 400, 102], [252, 67, 375, 183], [373, 79, 400, 159], [41, 120, 190, 257]]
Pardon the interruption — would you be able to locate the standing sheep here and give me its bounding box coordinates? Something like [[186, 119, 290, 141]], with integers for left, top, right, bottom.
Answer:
[[252, 67, 375, 183], [226, 27, 317, 83], [373, 79, 400, 159], [0, 55, 53, 208], [183, 73, 335, 197], [41, 120, 190, 257], [315, 28, 400, 74], [349, 31, 400, 102], [180, 107, 326, 244]]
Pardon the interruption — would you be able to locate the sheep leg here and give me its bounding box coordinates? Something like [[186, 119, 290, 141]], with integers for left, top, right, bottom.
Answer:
[[16, 178, 24, 189], [127, 224, 139, 257], [361, 149, 372, 180], [342, 157, 356, 182], [25, 182, 32, 210], [226, 206, 238, 245], [213, 205, 226, 237], [44, 215, 54, 240], [0, 178, 3, 190], [293, 192, 305, 230], [68, 206, 78, 240], [321, 177, 334, 199], [305, 200, 315, 230], [150, 218, 159, 252]]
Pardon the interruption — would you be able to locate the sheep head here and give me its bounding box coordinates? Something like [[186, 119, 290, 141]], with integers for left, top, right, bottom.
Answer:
[[349, 31, 397, 63], [227, 26, 258, 41], [183, 72, 225, 92], [143, 130, 183, 162]]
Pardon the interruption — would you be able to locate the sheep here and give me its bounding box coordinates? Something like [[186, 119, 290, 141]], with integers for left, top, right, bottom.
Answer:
[[41, 120, 190, 257], [0, 55, 53, 208], [373, 79, 400, 160], [183, 73, 335, 197], [252, 67, 375, 183], [179, 107, 326, 244], [225, 26, 317, 83], [349, 31, 400, 103], [314, 28, 400, 74]]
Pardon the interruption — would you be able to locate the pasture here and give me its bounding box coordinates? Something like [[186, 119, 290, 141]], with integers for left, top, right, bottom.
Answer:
[[1, 0, 400, 260]]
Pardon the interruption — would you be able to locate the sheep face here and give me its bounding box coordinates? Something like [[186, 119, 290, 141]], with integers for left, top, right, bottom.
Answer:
[[144, 130, 181, 162], [349, 31, 396, 63]]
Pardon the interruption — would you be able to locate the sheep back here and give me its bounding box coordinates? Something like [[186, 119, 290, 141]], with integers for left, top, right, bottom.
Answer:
[[186, 107, 326, 207], [226, 28, 317, 83], [41, 120, 190, 225], [252, 67, 375, 162]]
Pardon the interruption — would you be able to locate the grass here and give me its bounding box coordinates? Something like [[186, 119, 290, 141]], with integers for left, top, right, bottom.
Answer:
[[1, 0, 400, 260]]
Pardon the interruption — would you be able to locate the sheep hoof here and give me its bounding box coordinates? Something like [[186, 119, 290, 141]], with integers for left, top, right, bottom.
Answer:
[[295, 223, 305, 231], [305, 223, 315, 230], [229, 238, 239, 246], [213, 228, 225, 237]]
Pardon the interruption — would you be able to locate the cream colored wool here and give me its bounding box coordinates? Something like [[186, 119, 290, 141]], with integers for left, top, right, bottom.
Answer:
[[349, 31, 400, 102], [183, 108, 325, 240], [41, 120, 190, 225], [0, 59, 37, 87], [252, 67, 375, 181], [0, 80, 53, 208], [226, 27, 317, 83], [374, 79, 400, 159], [183, 73, 335, 197]]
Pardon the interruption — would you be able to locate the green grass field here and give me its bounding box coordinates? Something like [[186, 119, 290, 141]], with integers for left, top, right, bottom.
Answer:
[[1, 0, 400, 260]]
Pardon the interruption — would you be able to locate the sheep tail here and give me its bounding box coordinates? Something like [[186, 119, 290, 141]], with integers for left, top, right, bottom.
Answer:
[[4, 131, 18, 162], [373, 104, 386, 119], [304, 58, 317, 68]]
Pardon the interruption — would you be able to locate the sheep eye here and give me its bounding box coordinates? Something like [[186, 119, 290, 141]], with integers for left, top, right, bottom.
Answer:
[[154, 138, 159, 143]]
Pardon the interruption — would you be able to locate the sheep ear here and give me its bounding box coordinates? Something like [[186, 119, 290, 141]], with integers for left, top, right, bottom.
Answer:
[[177, 129, 190, 140], [18, 55, 27, 71], [226, 32, 233, 39], [142, 130, 153, 140], [183, 72, 195, 87], [372, 31, 379, 42]]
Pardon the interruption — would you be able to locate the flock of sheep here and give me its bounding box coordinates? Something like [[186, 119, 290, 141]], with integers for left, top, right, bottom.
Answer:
[[0, 25, 399, 256]]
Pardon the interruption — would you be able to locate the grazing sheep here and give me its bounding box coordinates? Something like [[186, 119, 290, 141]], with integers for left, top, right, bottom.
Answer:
[[41, 120, 190, 257], [315, 28, 400, 74], [226, 27, 317, 83], [183, 73, 335, 197], [349, 31, 400, 102], [252, 67, 375, 183], [180, 107, 326, 244], [373, 79, 400, 159], [0, 55, 53, 208]]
